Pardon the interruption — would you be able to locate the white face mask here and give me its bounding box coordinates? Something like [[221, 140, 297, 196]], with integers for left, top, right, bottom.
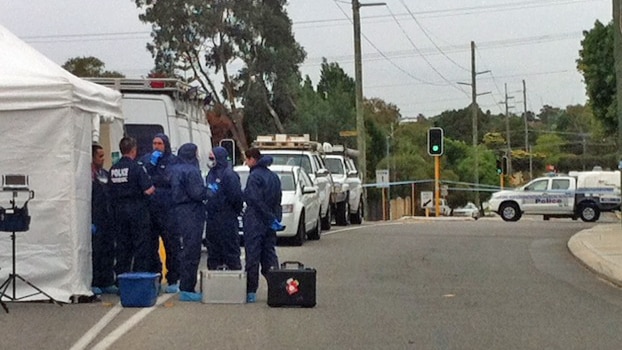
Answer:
[[207, 157, 216, 169]]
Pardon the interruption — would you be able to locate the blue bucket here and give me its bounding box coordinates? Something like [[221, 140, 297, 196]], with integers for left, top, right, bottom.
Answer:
[[118, 272, 160, 307]]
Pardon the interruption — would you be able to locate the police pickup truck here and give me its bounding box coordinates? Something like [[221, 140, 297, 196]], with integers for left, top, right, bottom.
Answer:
[[488, 171, 621, 222]]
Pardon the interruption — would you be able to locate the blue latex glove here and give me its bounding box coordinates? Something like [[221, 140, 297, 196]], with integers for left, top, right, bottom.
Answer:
[[91, 224, 97, 234], [150, 150, 163, 165], [270, 219, 285, 232], [207, 182, 219, 193]]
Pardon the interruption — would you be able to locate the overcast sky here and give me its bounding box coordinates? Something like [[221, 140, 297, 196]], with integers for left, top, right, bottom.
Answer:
[[0, 0, 612, 118]]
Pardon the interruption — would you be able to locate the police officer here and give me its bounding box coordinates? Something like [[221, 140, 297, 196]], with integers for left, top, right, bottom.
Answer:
[[205, 146, 244, 270], [170, 143, 214, 302], [109, 137, 157, 277], [242, 148, 282, 303], [138, 133, 181, 293], [90, 144, 117, 295]]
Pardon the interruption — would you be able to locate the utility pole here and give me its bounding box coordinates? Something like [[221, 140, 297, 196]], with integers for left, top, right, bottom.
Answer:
[[614, 0, 622, 229], [353, 0, 385, 219], [457, 41, 489, 212], [523, 80, 528, 152], [470, 41, 479, 211], [504, 83, 514, 175], [353, 0, 365, 186]]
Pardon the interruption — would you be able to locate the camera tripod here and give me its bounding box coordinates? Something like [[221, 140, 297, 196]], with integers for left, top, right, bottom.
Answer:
[[0, 190, 60, 313]]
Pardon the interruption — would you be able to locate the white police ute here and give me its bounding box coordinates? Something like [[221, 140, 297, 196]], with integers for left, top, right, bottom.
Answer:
[[488, 171, 621, 222]]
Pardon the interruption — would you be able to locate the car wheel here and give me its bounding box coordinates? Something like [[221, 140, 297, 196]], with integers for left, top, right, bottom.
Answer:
[[307, 211, 322, 240], [499, 202, 521, 222], [350, 200, 363, 224], [578, 203, 600, 222], [320, 206, 332, 230], [291, 212, 306, 246], [335, 196, 350, 226]]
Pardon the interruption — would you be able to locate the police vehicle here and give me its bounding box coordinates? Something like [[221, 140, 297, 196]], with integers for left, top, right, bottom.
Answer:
[[253, 134, 335, 230], [488, 170, 621, 222], [324, 144, 363, 225]]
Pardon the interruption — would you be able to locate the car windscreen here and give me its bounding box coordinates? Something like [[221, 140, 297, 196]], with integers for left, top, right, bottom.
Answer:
[[324, 158, 344, 174], [268, 154, 312, 175]]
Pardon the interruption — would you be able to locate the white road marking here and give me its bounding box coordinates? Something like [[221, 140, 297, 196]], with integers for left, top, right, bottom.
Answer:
[[70, 293, 175, 350]]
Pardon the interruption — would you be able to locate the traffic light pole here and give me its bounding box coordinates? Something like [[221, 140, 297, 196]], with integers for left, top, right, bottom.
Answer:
[[434, 156, 440, 217]]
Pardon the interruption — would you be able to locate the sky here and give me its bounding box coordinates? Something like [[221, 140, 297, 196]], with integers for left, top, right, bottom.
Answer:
[[0, 0, 613, 119]]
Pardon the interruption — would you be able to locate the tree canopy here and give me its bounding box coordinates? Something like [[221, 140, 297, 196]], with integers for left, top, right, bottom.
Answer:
[[577, 20, 616, 135], [133, 0, 306, 149], [62, 56, 124, 78]]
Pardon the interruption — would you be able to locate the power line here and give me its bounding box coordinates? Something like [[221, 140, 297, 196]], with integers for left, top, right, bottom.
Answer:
[[397, 0, 470, 72], [294, 0, 605, 27], [383, 4, 469, 95], [331, 0, 445, 86]]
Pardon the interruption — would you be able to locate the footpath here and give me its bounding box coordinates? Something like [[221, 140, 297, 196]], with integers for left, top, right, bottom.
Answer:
[[568, 223, 622, 287]]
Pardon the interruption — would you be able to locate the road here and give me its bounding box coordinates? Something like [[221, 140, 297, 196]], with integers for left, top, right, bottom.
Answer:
[[3, 216, 622, 349]]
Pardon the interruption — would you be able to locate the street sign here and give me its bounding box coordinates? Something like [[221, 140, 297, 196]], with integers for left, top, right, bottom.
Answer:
[[339, 130, 357, 137], [420, 191, 433, 208], [376, 169, 389, 188]]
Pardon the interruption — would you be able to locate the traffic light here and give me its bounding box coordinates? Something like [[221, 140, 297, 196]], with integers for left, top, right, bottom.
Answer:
[[219, 138, 235, 165], [496, 158, 502, 175], [501, 156, 508, 175], [427, 127, 444, 156]]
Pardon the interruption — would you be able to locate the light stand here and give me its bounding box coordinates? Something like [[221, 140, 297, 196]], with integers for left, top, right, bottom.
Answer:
[[0, 188, 61, 313]]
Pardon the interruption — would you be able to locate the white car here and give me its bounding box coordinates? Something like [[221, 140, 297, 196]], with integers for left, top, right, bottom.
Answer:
[[234, 165, 322, 246], [451, 202, 480, 220], [324, 154, 363, 225]]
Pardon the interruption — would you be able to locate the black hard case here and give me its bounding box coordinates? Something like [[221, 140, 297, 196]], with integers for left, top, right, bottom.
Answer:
[[266, 261, 316, 308]]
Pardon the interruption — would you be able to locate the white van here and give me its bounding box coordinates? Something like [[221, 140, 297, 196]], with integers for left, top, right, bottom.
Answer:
[[88, 78, 213, 174]]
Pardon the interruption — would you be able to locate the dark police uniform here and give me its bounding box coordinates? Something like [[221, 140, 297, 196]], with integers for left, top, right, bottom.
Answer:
[[91, 167, 115, 288], [109, 155, 158, 276]]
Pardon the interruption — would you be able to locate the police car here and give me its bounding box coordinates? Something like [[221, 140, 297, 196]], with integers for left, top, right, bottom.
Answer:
[[488, 171, 621, 222]]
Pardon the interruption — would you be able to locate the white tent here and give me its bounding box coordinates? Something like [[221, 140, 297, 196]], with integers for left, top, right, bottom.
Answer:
[[0, 25, 123, 303]]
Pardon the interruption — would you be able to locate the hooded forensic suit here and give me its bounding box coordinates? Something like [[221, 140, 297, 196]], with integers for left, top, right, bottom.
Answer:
[[171, 143, 211, 293], [243, 155, 282, 294], [138, 133, 180, 284], [205, 146, 244, 270]]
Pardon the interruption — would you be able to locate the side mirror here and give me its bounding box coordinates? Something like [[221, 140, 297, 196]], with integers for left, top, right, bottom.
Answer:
[[347, 170, 358, 178], [316, 168, 329, 177], [302, 186, 317, 194]]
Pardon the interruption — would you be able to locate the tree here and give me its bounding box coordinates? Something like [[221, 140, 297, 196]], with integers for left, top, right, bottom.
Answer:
[[134, 0, 306, 150], [577, 20, 616, 135], [62, 56, 124, 77]]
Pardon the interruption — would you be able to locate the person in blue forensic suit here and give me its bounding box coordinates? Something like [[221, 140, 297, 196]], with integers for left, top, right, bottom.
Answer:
[[205, 146, 244, 270], [138, 133, 181, 293], [109, 137, 157, 277], [90, 144, 117, 295], [170, 143, 215, 302], [242, 148, 283, 303]]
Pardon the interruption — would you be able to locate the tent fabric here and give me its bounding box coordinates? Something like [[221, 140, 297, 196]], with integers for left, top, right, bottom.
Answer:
[[0, 25, 122, 303], [0, 25, 122, 116]]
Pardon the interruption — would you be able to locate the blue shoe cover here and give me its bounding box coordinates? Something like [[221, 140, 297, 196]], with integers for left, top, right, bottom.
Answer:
[[179, 291, 202, 302], [165, 283, 180, 294], [101, 285, 119, 295], [91, 287, 103, 295], [246, 292, 256, 303]]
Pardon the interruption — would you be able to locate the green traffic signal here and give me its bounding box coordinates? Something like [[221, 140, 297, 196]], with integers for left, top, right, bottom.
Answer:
[[427, 127, 444, 156]]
